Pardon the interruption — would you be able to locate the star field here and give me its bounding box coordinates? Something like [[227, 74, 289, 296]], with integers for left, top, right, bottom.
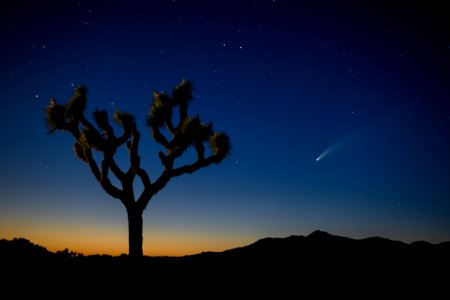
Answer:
[[0, 0, 449, 255]]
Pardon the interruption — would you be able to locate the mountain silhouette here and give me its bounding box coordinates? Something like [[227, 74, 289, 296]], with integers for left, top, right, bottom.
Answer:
[[2, 230, 449, 262], [1, 231, 449, 294], [0, 237, 51, 257]]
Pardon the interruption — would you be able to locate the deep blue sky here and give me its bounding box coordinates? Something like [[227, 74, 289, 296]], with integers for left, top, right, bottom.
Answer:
[[1, 0, 449, 255]]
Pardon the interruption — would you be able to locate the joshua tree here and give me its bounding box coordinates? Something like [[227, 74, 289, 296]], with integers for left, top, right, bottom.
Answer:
[[45, 80, 230, 257]]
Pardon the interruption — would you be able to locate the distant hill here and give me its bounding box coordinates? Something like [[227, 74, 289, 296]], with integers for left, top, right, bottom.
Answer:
[[185, 230, 450, 271], [1, 230, 449, 293], [222, 229, 450, 257], [0, 237, 51, 257]]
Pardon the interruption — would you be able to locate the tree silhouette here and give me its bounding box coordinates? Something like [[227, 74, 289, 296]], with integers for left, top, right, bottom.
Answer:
[[45, 80, 230, 257]]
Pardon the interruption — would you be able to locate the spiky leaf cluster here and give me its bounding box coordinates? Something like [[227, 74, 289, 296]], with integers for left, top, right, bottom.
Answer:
[[74, 85, 88, 97], [146, 80, 194, 128], [79, 128, 105, 151], [177, 116, 212, 145], [172, 79, 193, 106], [66, 86, 88, 119], [210, 132, 231, 160], [45, 98, 67, 133], [113, 110, 135, 129], [146, 92, 172, 128]]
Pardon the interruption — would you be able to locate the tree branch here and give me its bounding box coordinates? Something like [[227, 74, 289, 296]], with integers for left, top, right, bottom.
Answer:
[[151, 126, 171, 148], [129, 124, 141, 171], [100, 157, 124, 200], [144, 171, 170, 206], [135, 168, 152, 210], [146, 155, 220, 209], [110, 159, 126, 182], [116, 128, 132, 146], [80, 116, 99, 134], [103, 123, 117, 143], [171, 155, 219, 177], [166, 118, 176, 135], [128, 123, 153, 209], [179, 103, 188, 126], [84, 148, 101, 181], [195, 141, 205, 161]]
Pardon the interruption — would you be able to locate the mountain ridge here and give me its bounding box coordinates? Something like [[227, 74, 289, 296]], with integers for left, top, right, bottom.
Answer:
[[1, 230, 449, 293], [1, 229, 449, 258]]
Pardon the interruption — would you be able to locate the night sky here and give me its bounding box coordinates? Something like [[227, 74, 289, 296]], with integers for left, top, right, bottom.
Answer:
[[1, 0, 450, 256]]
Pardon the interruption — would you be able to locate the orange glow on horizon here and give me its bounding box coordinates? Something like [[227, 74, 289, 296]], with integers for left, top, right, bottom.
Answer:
[[0, 231, 254, 257], [0, 216, 255, 256]]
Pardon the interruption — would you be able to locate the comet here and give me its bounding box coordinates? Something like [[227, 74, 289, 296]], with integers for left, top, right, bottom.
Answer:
[[315, 146, 335, 162], [315, 122, 370, 162]]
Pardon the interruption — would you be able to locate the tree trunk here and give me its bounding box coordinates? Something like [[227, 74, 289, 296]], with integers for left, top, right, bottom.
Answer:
[[127, 205, 143, 257]]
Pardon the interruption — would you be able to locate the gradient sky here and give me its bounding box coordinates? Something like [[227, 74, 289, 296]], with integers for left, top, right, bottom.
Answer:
[[1, 0, 450, 256]]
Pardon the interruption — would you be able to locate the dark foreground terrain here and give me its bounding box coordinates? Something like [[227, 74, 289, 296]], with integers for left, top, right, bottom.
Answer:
[[1, 230, 449, 295]]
